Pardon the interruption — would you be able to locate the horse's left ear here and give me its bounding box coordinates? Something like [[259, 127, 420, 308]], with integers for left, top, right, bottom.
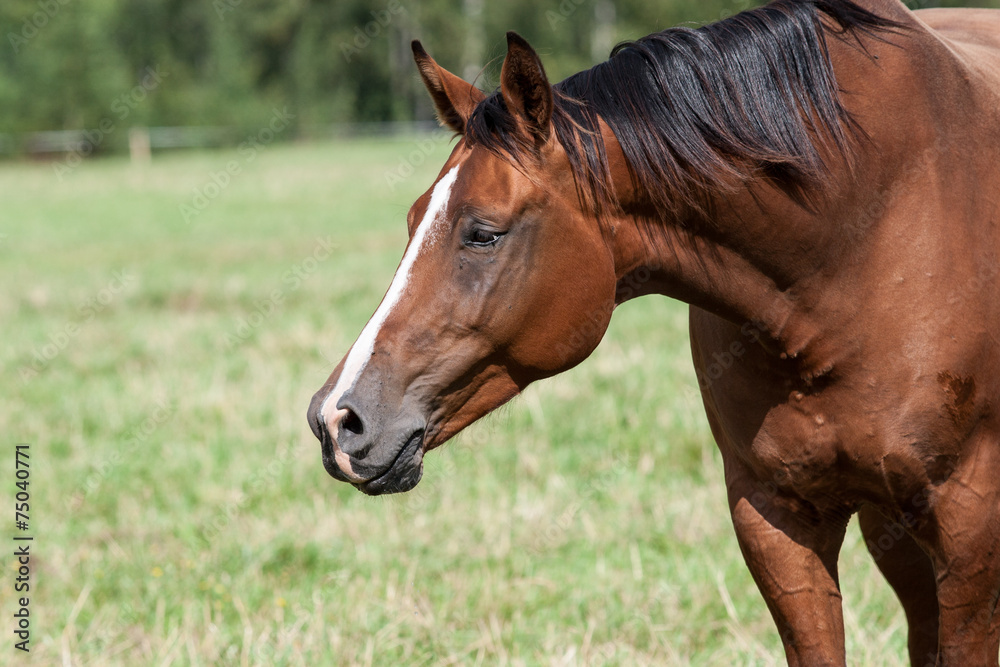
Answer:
[[501, 32, 553, 144], [412, 40, 485, 135]]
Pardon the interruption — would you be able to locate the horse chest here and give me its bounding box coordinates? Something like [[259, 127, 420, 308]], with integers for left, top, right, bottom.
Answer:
[[741, 395, 848, 497], [716, 368, 993, 509]]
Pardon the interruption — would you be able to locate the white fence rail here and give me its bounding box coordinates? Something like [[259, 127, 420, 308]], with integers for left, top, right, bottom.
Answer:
[[0, 121, 441, 158]]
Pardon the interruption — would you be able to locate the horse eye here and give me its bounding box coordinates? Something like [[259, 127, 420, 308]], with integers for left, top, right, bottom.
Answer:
[[467, 228, 504, 247]]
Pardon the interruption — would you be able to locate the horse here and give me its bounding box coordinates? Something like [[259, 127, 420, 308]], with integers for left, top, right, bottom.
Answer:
[[307, 0, 1000, 663]]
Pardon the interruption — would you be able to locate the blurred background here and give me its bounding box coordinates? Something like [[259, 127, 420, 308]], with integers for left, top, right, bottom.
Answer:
[[0, 0, 996, 154], [4, 1, 998, 665]]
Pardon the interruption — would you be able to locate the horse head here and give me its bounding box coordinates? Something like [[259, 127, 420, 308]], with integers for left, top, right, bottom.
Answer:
[[307, 34, 617, 494]]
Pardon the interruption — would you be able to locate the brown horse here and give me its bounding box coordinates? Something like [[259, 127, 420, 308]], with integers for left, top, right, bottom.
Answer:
[[308, 0, 1000, 664]]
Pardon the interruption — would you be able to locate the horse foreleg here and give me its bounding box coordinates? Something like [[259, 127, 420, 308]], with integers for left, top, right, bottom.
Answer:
[[726, 466, 850, 667], [929, 515, 1000, 666], [858, 504, 939, 667], [920, 437, 1000, 667]]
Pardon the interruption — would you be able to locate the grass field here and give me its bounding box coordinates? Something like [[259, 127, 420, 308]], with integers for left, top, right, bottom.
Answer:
[[3, 136, 910, 665]]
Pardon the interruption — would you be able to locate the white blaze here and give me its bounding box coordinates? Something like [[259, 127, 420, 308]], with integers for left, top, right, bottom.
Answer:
[[321, 165, 460, 430]]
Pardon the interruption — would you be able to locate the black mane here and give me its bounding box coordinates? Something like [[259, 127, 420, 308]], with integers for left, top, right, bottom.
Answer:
[[466, 0, 902, 217]]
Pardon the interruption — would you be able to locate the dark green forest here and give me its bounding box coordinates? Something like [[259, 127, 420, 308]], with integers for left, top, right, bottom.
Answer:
[[1, 0, 996, 146]]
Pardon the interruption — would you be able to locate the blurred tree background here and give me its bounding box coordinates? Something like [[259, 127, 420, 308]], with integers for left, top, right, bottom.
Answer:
[[0, 0, 996, 146]]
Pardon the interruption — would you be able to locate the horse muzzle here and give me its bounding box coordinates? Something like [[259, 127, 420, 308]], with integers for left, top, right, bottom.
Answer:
[[307, 388, 425, 495]]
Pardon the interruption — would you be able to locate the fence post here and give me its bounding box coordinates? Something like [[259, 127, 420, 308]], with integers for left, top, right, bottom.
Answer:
[[128, 127, 151, 166]]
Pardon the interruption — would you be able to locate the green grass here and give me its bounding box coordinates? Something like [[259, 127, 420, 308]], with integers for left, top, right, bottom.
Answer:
[[2, 137, 908, 665]]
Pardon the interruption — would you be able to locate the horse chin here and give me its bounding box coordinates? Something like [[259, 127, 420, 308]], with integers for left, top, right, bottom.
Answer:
[[351, 432, 425, 496]]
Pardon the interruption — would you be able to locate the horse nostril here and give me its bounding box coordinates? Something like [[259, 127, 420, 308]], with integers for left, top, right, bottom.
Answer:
[[341, 408, 364, 436]]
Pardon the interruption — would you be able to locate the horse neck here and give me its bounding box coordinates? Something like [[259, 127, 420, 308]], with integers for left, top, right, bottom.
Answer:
[[603, 6, 943, 358], [606, 179, 836, 354]]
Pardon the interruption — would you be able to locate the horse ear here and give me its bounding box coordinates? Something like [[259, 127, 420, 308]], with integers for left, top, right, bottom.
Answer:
[[500, 31, 553, 144], [412, 40, 485, 135]]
